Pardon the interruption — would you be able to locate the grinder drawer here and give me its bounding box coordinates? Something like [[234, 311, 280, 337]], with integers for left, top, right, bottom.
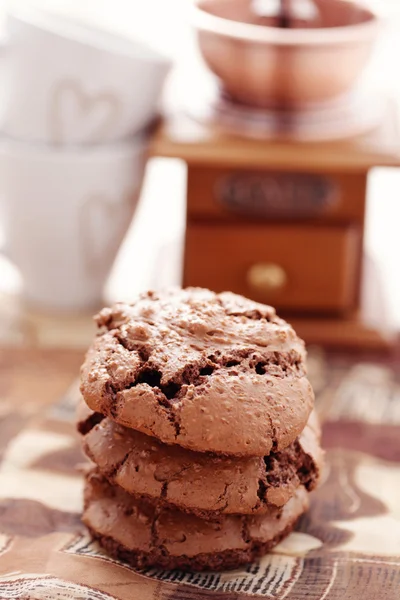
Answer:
[[184, 223, 360, 312]]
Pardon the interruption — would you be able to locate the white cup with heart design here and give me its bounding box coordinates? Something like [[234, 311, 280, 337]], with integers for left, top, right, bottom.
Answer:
[[0, 5, 171, 144], [0, 135, 147, 311]]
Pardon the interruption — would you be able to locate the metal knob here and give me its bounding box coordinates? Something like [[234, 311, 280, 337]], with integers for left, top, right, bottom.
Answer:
[[247, 263, 287, 294]]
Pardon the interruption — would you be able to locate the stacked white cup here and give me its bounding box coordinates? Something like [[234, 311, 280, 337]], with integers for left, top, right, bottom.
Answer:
[[0, 6, 171, 311]]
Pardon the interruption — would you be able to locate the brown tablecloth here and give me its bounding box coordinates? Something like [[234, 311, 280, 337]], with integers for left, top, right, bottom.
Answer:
[[0, 346, 399, 599]]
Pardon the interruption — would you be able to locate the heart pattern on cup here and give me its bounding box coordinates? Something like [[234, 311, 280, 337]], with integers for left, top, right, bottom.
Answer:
[[49, 79, 122, 144], [79, 191, 139, 279]]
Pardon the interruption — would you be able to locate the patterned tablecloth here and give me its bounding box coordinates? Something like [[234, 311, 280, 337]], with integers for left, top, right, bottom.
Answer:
[[0, 345, 399, 600]]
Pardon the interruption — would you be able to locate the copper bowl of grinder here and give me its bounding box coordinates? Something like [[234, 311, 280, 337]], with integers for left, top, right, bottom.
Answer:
[[192, 0, 381, 110]]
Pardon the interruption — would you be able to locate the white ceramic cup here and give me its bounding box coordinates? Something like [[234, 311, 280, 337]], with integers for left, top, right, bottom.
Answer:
[[0, 135, 147, 311], [0, 6, 171, 144]]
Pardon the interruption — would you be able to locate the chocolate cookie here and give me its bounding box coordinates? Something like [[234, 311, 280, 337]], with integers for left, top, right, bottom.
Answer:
[[76, 399, 104, 435], [81, 408, 322, 517], [80, 289, 314, 456], [83, 470, 309, 572]]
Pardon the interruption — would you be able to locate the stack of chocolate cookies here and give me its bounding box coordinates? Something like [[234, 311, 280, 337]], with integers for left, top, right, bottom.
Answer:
[[78, 288, 323, 571]]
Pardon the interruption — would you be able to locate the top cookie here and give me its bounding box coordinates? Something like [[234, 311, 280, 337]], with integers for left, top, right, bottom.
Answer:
[[80, 288, 314, 456]]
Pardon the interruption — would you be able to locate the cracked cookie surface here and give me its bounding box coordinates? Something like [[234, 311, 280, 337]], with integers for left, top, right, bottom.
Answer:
[[80, 288, 314, 456], [83, 470, 309, 571], [80, 407, 322, 518]]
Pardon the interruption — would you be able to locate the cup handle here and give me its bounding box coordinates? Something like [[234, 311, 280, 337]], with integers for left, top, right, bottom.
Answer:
[[0, 31, 9, 53], [0, 141, 12, 263], [0, 206, 11, 262]]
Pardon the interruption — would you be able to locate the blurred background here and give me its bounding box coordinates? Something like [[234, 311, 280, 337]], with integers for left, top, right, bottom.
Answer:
[[0, 0, 400, 349], [1, 4, 399, 592]]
